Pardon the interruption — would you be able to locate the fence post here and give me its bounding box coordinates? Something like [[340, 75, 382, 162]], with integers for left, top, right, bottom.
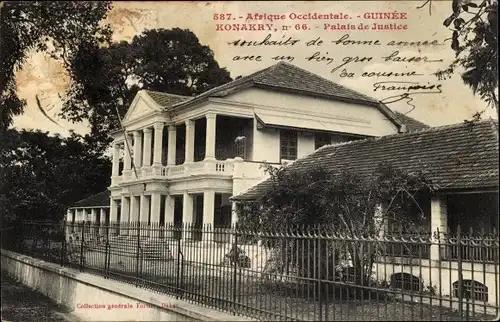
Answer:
[[135, 222, 141, 287], [104, 221, 110, 279], [61, 219, 66, 267], [80, 221, 85, 271], [317, 237, 323, 321], [232, 224, 238, 314], [457, 225, 464, 318]]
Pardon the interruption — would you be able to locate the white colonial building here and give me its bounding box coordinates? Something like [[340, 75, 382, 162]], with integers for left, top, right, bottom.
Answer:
[[67, 62, 425, 241]]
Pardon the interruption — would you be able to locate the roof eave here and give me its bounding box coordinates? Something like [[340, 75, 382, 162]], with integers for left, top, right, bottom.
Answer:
[[253, 83, 380, 107], [167, 78, 255, 111], [377, 102, 406, 133]]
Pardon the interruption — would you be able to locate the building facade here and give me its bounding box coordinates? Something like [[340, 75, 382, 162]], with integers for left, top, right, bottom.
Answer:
[[68, 62, 418, 241]]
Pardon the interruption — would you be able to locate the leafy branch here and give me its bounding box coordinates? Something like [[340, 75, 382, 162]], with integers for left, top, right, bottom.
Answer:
[[436, 0, 498, 115]]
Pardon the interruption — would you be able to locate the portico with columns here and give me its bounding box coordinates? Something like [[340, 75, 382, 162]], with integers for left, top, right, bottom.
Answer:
[[108, 103, 239, 240], [66, 191, 110, 237]]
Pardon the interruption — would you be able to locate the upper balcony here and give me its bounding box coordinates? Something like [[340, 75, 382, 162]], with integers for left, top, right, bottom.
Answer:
[[110, 114, 257, 186], [114, 158, 237, 185]]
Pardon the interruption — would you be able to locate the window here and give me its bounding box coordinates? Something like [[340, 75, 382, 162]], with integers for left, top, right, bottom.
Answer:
[[391, 273, 421, 292], [453, 280, 488, 302], [280, 130, 297, 161], [315, 132, 331, 150]]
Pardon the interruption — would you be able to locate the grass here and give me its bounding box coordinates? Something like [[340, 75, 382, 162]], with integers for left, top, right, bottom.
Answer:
[[1, 272, 79, 322]]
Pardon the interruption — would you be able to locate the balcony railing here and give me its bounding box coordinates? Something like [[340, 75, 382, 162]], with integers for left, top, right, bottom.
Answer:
[[115, 158, 236, 183]]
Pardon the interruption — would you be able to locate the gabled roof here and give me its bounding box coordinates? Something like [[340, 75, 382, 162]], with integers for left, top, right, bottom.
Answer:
[[71, 191, 111, 208], [143, 90, 191, 107], [230, 61, 379, 104], [233, 119, 499, 201], [139, 62, 403, 131], [394, 112, 430, 132]]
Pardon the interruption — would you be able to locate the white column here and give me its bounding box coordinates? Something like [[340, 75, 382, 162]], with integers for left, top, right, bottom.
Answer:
[[142, 127, 152, 168], [185, 120, 195, 163], [205, 113, 216, 160], [110, 199, 119, 234], [77, 208, 84, 222], [203, 190, 215, 227], [165, 195, 175, 238], [124, 134, 132, 172], [130, 195, 140, 222], [140, 194, 150, 223], [202, 190, 216, 242], [65, 210, 72, 236], [110, 200, 118, 222], [111, 142, 121, 177], [150, 193, 161, 224], [430, 195, 448, 261], [90, 208, 98, 235], [120, 196, 130, 235], [75, 209, 83, 234], [231, 202, 239, 226], [165, 195, 174, 224], [99, 208, 107, 235], [167, 125, 177, 165], [133, 131, 143, 169], [153, 123, 164, 166], [230, 202, 240, 243], [183, 192, 193, 239]]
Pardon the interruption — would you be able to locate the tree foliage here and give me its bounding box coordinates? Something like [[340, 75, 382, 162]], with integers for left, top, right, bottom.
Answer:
[[436, 0, 498, 113], [0, 129, 111, 224], [0, 1, 113, 131], [60, 28, 232, 146], [238, 163, 435, 290]]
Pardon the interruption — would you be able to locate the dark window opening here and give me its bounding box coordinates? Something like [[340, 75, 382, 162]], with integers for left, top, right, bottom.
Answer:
[[194, 118, 206, 162], [173, 196, 183, 240], [391, 273, 421, 292], [159, 195, 165, 225], [176, 125, 186, 165], [280, 130, 297, 161], [315, 132, 331, 150], [453, 280, 488, 302]]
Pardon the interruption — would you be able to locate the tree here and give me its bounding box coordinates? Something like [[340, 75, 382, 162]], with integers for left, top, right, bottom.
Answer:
[[60, 28, 232, 147], [0, 1, 113, 131], [435, 0, 498, 115], [237, 163, 435, 295], [0, 129, 111, 224]]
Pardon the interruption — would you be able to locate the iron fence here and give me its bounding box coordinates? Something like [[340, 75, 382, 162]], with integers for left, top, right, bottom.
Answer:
[[1, 221, 499, 321]]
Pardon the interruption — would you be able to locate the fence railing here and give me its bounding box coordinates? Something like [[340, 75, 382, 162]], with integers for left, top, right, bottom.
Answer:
[[1, 221, 499, 321]]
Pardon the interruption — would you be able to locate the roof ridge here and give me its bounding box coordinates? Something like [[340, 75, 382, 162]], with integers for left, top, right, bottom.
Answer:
[[143, 89, 191, 98], [73, 190, 109, 204], [187, 64, 274, 98], [306, 119, 495, 159], [269, 62, 379, 103]]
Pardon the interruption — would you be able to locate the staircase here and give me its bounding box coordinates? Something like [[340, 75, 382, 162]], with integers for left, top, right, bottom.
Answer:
[[82, 234, 174, 260], [141, 240, 173, 261]]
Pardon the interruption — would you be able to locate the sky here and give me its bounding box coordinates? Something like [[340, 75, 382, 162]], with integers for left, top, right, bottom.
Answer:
[[12, 0, 497, 136]]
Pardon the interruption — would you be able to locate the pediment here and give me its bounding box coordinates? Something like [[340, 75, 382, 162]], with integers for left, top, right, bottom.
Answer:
[[122, 91, 161, 123]]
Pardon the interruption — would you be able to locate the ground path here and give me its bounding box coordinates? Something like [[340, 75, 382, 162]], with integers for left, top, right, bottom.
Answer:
[[1, 272, 80, 322]]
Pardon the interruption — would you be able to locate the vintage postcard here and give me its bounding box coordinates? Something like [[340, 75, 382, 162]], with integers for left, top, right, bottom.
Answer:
[[1, 1, 498, 321]]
